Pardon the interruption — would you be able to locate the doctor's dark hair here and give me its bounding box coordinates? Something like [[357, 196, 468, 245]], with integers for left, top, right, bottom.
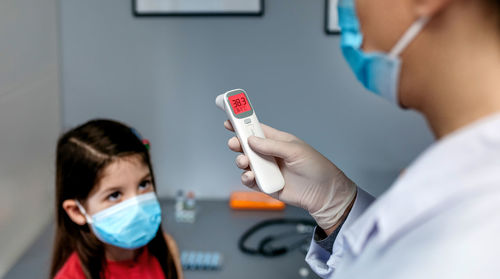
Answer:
[[50, 119, 178, 279]]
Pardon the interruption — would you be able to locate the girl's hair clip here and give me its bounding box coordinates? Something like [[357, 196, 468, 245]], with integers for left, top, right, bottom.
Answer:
[[142, 139, 150, 150], [130, 128, 151, 150]]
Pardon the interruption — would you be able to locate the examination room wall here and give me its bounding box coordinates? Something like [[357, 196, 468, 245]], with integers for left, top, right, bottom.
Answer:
[[0, 0, 61, 276], [60, 0, 434, 199]]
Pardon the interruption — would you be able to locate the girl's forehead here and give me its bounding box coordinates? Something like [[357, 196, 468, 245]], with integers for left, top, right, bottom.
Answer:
[[95, 155, 150, 190]]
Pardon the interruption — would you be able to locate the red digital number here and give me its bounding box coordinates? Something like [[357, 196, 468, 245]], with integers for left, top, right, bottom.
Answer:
[[228, 93, 251, 115]]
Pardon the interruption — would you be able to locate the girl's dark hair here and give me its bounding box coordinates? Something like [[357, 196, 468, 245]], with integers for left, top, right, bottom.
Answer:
[[492, 0, 500, 28], [50, 119, 177, 279], [497, 0, 500, 28]]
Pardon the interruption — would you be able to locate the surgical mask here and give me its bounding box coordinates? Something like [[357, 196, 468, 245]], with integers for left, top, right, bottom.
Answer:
[[76, 192, 162, 249], [338, 0, 429, 105]]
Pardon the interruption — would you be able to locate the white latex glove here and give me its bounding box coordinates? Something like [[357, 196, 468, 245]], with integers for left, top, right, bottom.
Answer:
[[224, 120, 357, 231]]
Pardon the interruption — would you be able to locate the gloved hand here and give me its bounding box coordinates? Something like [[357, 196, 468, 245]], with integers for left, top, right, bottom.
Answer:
[[224, 120, 357, 231]]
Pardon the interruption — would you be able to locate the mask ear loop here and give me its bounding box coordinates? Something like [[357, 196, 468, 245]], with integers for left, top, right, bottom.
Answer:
[[75, 200, 93, 224], [389, 17, 430, 58]]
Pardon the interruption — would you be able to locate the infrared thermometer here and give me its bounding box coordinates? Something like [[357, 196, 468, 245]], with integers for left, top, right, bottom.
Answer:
[[216, 89, 285, 194]]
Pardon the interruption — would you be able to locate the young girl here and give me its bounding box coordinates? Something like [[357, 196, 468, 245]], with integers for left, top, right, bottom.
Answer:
[[50, 119, 182, 279]]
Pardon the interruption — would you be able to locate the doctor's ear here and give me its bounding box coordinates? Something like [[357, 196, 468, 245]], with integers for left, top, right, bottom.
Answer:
[[413, 0, 455, 17], [62, 199, 87, 226]]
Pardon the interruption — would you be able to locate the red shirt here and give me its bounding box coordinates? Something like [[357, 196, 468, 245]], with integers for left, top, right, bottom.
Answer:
[[54, 248, 166, 279]]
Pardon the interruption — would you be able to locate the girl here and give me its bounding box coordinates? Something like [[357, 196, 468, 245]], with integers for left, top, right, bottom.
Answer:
[[50, 119, 182, 279]]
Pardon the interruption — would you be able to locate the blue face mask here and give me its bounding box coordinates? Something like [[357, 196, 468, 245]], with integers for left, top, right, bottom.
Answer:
[[338, 0, 429, 105], [76, 192, 162, 250]]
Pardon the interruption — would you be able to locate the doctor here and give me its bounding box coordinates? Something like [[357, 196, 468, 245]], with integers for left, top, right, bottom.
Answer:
[[224, 0, 500, 278]]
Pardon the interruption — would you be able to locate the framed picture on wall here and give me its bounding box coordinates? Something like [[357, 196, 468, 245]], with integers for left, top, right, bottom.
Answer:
[[325, 0, 341, 34], [133, 0, 264, 16]]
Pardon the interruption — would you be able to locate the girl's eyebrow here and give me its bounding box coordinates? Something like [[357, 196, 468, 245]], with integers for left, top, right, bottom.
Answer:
[[99, 186, 123, 197], [139, 172, 152, 182], [97, 172, 152, 197]]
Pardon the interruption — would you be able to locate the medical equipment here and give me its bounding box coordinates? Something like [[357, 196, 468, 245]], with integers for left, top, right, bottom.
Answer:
[[216, 89, 285, 194], [338, 0, 429, 104], [238, 218, 315, 257], [76, 192, 162, 249], [180, 250, 222, 270], [175, 190, 197, 223], [229, 191, 285, 210]]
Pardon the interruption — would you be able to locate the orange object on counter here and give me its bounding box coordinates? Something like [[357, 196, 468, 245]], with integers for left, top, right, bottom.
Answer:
[[229, 191, 286, 210]]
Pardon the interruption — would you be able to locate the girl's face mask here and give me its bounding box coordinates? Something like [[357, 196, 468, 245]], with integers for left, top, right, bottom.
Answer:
[[76, 192, 162, 249]]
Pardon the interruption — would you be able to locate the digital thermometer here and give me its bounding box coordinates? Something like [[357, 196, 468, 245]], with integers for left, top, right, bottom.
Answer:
[[216, 89, 285, 194]]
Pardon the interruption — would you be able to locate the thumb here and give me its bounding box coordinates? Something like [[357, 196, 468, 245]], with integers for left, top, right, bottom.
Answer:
[[247, 136, 299, 161]]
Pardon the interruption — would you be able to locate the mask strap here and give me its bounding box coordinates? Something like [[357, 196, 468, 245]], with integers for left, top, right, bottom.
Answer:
[[389, 17, 430, 58], [75, 200, 93, 224]]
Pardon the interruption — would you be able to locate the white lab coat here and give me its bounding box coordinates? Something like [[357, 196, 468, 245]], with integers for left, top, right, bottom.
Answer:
[[306, 113, 500, 279]]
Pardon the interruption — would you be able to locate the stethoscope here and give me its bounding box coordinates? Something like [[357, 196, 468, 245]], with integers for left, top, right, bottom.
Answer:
[[238, 218, 316, 257]]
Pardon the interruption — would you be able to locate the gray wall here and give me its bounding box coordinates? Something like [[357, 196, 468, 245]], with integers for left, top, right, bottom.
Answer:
[[60, 0, 434, 199], [0, 0, 61, 276]]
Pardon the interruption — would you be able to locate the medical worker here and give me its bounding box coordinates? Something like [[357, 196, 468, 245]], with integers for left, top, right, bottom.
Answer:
[[223, 0, 500, 278]]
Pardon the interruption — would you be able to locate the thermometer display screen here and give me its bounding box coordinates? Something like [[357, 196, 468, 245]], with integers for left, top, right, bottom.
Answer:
[[228, 93, 251, 115]]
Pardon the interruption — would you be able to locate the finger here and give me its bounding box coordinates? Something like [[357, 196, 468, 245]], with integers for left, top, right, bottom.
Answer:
[[241, 171, 257, 188], [227, 137, 242, 153], [224, 120, 234, 132], [248, 136, 301, 161], [226, 120, 294, 142], [260, 124, 296, 142], [242, 172, 273, 195], [235, 154, 249, 170]]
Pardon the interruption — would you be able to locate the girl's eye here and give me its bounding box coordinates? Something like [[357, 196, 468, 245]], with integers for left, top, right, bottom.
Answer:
[[107, 191, 121, 202], [139, 179, 152, 190]]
